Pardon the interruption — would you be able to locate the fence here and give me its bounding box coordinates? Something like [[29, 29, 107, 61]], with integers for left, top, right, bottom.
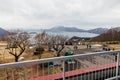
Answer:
[[0, 50, 120, 80]]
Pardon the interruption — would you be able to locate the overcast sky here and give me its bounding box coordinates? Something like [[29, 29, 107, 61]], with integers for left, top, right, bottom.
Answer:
[[0, 0, 120, 30]]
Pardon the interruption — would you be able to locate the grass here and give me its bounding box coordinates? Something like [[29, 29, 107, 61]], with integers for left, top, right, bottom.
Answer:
[[81, 41, 120, 45], [106, 44, 120, 50], [41, 51, 55, 58], [81, 41, 120, 50], [0, 41, 55, 63]]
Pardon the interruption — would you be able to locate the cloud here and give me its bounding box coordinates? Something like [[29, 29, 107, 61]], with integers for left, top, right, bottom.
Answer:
[[0, 0, 120, 29]]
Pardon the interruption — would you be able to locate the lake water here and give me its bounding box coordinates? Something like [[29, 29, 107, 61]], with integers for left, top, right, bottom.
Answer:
[[48, 32, 98, 37], [31, 32, 98, 37]]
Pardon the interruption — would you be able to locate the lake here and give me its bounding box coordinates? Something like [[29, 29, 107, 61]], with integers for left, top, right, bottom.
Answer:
[[30, 31, 99, 38]]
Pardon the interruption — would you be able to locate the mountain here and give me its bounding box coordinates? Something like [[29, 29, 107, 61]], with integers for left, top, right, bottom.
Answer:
[[87, 28, 108, 34], [108, 27, 120, 32], [43, 26, 85, 32], [0, 27, 9, 36], [40, 26, 108, 34], [25, 26, 108, 34], [90, 27, 120, 41]]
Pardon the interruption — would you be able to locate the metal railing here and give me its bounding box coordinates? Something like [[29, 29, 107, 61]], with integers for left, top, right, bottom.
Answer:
[[0, 50, 120, 80]]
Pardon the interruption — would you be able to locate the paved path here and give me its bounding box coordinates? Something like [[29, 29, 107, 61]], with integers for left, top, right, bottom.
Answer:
[[64, 45, 102, 54]]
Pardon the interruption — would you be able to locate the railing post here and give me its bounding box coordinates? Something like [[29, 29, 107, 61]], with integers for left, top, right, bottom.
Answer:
[[5, 68, 7, 80], [116, 53, 119, 80], [24, 67, 27, 80], [63, 60, 65, 80]]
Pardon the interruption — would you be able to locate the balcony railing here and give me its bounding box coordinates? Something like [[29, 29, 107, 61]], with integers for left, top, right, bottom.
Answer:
[[0, 50, 120, 80]]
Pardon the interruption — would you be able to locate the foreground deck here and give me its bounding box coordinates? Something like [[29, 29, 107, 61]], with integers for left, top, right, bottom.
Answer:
[[29, 63, 118, 80]]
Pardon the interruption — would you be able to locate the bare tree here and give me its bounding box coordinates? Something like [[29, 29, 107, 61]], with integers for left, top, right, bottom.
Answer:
[[6, 33, 30, 62], [34, 31, 54, 51], [51, 35, 68, 57], [34, 31, 49, 47], [34, 32, 68, 56]]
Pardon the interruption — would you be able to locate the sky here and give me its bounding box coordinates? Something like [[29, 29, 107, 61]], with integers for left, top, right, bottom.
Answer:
[[0, 0, 120, 30]]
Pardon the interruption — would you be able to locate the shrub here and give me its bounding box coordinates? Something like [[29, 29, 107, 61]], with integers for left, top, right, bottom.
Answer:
[[33, 47, 44, 55]]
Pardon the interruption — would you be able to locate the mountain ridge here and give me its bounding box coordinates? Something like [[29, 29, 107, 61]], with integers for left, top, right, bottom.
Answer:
[[35, 26, 108, 34], [91, 27, 120, 41], [0, 27, 9, 36], [43, 26, 86, 32], [87, 28, 108, 34]]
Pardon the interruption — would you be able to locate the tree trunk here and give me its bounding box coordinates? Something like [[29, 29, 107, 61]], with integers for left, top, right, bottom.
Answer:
[[48, 46, 51, 51], [56, 52, 60, 57], [57, 54, 60, 57], [38, 54, 41, 59], [15, 56, 19, 62]]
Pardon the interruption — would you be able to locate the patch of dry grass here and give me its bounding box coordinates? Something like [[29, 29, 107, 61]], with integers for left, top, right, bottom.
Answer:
[[106, 44, 120, 50], [41, 51, 55, 59], [0, 46, 55, 63], [0, 41, 7, 46]]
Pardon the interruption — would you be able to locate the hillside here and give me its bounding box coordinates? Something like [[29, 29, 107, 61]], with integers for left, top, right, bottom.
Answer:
[[90, 27, 120, 41], [0, 27, 9, 36], [87, 28, 108, 34], [44, 26, 85, 32], [39, 26, 107, 34]]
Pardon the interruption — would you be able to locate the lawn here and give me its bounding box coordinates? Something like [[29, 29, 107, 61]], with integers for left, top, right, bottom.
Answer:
[[106, 44, 120, 50]]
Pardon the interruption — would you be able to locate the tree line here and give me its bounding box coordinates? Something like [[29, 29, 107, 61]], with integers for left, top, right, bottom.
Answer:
[[2, 31, 68, 62]]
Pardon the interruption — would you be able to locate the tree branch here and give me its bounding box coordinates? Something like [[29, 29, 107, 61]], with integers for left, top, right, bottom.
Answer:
[[8, 51, 16, 56]]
